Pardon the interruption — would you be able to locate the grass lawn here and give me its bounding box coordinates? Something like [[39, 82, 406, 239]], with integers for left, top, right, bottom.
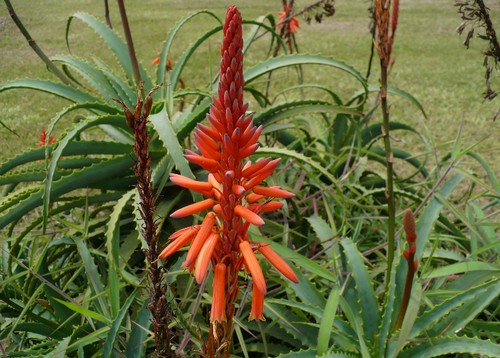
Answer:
[[1, 0, 498, 176]]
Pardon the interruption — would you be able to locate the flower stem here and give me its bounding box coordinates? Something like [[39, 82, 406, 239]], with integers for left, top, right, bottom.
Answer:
[[380, 64, 396, 292], [116, 0, 142, 86], [116, 84, 174, 357]]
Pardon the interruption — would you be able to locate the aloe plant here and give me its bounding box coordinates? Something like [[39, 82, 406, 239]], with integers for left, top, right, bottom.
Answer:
[[1, 3, 498, 357]]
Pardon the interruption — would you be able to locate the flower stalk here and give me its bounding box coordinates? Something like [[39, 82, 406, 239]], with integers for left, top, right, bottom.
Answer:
[[117, 0, 142, 86], [374, 0, 399, 292], [115, 83, 175, 357], [160, 6, 298, 356]]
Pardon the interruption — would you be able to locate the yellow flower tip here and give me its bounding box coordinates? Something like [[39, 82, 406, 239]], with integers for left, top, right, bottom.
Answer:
[[249, 283, 266, 321], [234, 205, 265, 226], [184, 212, 217, 268], [158, 227, 197, 259], [195, 233, 220, 284], [257, 243, 298, 283], [210, 263, 227, 323], [239, 240, 267, 295], [170, 198, 215, 218]]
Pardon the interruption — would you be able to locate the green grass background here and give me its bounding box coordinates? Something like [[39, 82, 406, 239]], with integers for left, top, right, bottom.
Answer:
[[0, 0, 498, 175]]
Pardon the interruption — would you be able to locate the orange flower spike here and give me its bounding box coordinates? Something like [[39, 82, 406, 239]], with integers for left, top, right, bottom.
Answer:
[[169, 173, 213, 193], [252, 185, 295, 199], [249, 283, 265, 321], [184, 212, 217, 267], [257, 243, 298, 283], [234, 205, 265, 226], [159, 227, 198, 259], [240, 241, 267, 294], [152, 56, 160, 65], [210, 263, 227, 322], [195, 233, 220, 284], [170, 198, 215, 218]]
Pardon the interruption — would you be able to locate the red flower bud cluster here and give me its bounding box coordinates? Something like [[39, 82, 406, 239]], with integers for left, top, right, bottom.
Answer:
[[403, 208, 418, 272]]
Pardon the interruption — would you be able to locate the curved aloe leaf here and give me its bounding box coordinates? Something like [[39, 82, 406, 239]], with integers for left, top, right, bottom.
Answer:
[[254, 100, 361, 128], [103, 290, 137, 358], [157, 10, 221, 98], [0, 155, 133, 230], [66, 12, 153, 91], [398, 336, 500, 358], [317, 286, 341, 355], [124, 300, 151, 357], [43, 115, 131, 231], [350, 85, 427, 119], [416, 174, 464, 259], [52, 55, 120, 103], [245, 54, 367, 100], [0, 79, 99, 103], [340, 238, 380, 342], [150, 108, 193, 178], [409, 278, 499, 339]]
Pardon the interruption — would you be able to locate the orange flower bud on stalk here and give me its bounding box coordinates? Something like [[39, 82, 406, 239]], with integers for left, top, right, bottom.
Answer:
[[161, 5, 297, 355]]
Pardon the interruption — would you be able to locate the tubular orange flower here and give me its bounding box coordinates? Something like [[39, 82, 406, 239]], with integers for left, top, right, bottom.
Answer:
[[252, 185, 295, 198], [234, 205, 265, 226], [160, 7, 298, 352], [195, 232, 220, 283], [249, 283, 265, 321], [211, 263, 227, 322], [170, 198, 215, 218], [158, 226, 198, 259], [240, 241, 267, 295], [185, 212, 217, 267], [257, 243, 298, 283]]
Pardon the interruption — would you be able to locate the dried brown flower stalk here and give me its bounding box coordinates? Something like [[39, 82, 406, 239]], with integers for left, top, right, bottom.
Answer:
[[116, 83, 175, 357]]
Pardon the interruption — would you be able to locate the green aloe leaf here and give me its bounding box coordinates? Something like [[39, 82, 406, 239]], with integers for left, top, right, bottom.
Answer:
[[43, 115, 131, 231], [245, 54, 367, 99], [124, 300, 151, 358], [254, 100, 361, 128], [0, 79, 99, 103], [52, 55, 120, 102], [317, 286, 341, 355], [66, 12, 153, 91], [157, 10, 221, 99], [398, 336, 500, 358], [53, 298, 111, 325], [350, 85, 427, 118], [103, 290, 137, 358], [409, 278, 499, 339], [150, 108, 193, 178], [74, 237, 111, 319], [340, 238, 380, 343], [424, 261, 499, 279], [416, 174, 464, 259], [44, 337, 71, 358], [276, 349, 317, 357]]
